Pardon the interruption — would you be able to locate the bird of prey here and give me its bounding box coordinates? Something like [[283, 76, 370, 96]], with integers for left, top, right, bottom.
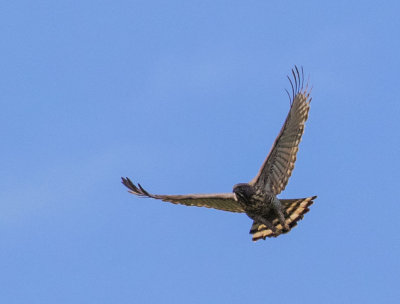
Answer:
[[122, 66, 316, 241]]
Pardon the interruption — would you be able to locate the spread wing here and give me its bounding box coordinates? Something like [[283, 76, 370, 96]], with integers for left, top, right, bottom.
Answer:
[[121, 177, 245, 213], [249, 66, 312, 195]]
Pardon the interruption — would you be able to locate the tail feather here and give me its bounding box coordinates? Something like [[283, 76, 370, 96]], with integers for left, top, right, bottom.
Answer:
[[251, 196, 317, 241]]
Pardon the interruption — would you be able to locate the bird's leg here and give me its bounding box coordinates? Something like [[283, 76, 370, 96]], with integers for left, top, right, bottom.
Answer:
[[252, 215, 277, 234], [272, 197, 290, 231], [275, 208, 290, 231]]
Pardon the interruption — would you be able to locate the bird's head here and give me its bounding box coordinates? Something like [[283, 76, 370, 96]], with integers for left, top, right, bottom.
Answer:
[[233, 183, 255, 201]]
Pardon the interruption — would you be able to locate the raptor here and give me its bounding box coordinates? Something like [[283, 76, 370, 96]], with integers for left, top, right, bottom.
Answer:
[[122, 66, 316, 241]]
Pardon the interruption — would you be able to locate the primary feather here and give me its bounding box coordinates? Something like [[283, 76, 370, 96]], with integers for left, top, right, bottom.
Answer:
[[122, 66, 316, 242]]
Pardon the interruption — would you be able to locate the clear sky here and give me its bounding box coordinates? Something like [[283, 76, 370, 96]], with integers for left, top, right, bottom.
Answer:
[[1, 1, 400, 303]]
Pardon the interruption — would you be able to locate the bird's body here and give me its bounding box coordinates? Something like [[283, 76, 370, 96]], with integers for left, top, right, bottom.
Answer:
[[234, 183, 284, 233], [234, 184, 277, 222], [122, 66, 317, 241], [232, 182, 315, 240]]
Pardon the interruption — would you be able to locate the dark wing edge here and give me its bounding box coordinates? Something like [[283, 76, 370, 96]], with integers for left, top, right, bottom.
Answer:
[[121, 177, 245, 213], [249, 66, 312, 195], [250, 195, 317, 241]]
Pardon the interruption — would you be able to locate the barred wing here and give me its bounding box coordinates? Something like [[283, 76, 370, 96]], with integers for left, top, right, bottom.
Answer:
[[250, 196, 316, 241], [121, 177, 245, 213], [250, 66, 312, 195]]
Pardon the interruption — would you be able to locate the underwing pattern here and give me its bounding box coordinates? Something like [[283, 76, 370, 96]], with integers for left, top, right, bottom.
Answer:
[[122, 66, 316, 241]]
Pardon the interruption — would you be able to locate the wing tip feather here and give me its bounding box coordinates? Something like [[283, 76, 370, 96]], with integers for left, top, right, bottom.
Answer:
[[121, 177, 153, 198], [287, 65, 312, 105]]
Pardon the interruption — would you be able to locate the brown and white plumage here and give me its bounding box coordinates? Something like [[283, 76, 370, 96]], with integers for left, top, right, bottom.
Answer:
[[250, 66, 312, 195], [121, 177, 244, 213], [122, 66, 316, 242], [250, 196, 316, 241]]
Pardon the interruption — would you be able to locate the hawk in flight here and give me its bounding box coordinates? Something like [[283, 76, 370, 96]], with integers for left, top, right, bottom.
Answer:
[[122, 66, 316, 241]]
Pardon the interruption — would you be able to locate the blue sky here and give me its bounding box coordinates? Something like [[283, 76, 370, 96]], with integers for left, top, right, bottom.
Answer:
[[1, 0, 400, 303]]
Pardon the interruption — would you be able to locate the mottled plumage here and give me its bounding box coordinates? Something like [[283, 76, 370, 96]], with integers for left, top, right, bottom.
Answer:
[[122, 66, 316, 241]]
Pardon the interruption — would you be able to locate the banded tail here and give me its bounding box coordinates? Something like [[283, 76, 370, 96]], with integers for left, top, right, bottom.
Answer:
[[250, 196, 317, 241]]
